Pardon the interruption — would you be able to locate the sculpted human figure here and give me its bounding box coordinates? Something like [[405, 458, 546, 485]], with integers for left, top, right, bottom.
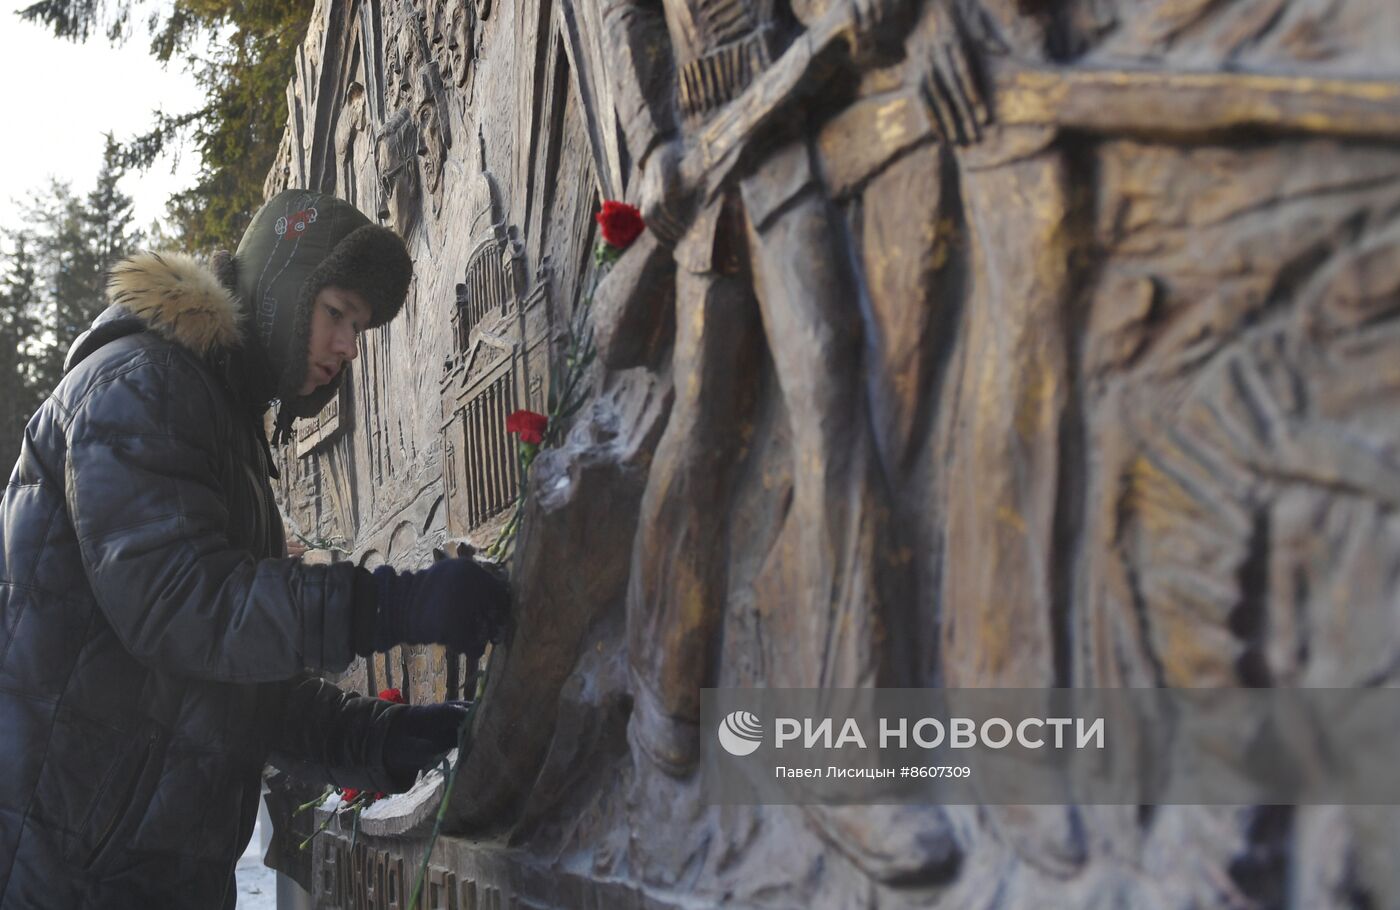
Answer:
[[384, 7, 407, 116], [445, 0, 475, 89], [376, 107, 422, 237], [597, 0, 995, 885], [422, 0, 447, 71], [934, 0, 1070, 690], [603, 0, 985, 764], [414, 72, 449, 214], [334, 82, 369, 214], [390, 16, 422, 114]]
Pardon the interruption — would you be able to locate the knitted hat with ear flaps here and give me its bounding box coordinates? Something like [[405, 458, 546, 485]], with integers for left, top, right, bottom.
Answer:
[[232, 189, 412, 443]]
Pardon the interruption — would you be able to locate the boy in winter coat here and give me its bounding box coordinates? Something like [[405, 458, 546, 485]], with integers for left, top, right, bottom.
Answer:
[[0, 190, 507, 908]]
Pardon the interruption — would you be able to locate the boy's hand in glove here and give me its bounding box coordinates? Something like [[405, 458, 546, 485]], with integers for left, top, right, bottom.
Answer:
[[383, 701, 473, 790], [368, 557, 509, 659]]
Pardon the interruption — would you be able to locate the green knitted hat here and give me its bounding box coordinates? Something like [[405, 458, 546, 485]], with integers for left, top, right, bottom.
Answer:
[[233, 190, 412, 441]]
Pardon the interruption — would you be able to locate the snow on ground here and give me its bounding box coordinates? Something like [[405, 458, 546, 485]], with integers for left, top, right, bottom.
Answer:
[[236, 814, 279, 910]]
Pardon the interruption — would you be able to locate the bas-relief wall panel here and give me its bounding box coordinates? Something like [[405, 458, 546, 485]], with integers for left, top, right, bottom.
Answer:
[[270, 0, 563, 554], [268, 0, 594, 711], [269, 0, 1400, 907]]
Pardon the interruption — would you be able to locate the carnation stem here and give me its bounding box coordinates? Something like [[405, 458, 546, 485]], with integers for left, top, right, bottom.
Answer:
[[407, 697, 481, 909], [294, 786, 333, 816]]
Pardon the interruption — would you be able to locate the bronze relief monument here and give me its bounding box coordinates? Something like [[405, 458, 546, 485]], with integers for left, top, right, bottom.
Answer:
[[266, 0, 1400, 906]]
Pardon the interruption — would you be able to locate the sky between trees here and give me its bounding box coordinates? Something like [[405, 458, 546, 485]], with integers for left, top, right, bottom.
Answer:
[[0, 0, 312, 466]]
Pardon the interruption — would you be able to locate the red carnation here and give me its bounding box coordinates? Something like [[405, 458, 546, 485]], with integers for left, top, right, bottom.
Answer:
[[340, 787, 360, 803], [595, 200, 645, 250], [378, 687, 405, 704], [506, 409, 548, 446]]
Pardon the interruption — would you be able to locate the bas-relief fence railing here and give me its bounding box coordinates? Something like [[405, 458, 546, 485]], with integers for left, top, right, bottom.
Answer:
[[446, 368, 520, 533]]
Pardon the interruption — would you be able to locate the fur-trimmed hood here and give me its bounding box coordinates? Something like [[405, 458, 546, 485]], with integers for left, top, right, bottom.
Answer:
[[67, 252, 244, 374], [109, 251, 242, 354]]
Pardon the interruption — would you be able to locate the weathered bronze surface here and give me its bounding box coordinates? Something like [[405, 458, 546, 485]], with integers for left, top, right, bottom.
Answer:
[[270, 0, 1400, 905]]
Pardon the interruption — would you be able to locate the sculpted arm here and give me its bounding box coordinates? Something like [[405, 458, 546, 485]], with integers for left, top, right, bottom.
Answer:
[[602, 0, 678, 178], [907, 0, 991, 144]]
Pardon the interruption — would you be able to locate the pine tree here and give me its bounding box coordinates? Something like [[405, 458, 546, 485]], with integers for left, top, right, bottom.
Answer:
[[21, 1, 312, 251], [86, 134, 140, 284], [23, 180, 87, 382], [0, 233, 45, 473], [0, 139, 146, 471], [21, 141, 143, 399]]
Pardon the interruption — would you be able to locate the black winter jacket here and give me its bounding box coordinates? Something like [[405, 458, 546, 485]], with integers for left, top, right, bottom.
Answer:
[[0, 252, 398, 909]]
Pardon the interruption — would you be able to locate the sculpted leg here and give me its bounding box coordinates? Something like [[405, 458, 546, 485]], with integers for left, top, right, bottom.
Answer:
[[942, 138, 1087, 876], [744, 176, 961, 885], [941, 142, 1072, 689], [743, 181, 900, 690], [627, 264, 761, 775]]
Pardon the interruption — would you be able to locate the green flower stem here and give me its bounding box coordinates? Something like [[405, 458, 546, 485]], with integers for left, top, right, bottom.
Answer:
[[293, 531, 351, 552], [298, 805, 341, 852], [407, 698, 481, 910], [294, 787, 333, 816], [297, 789, 371, 852]]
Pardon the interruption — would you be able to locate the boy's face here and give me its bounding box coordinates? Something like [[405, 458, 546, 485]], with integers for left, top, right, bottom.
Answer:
[[299, 285, 372, 396]]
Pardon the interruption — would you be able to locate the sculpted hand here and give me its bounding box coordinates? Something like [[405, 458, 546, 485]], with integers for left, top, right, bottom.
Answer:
[[638, 139, 693, 248], [852, 0, 905, 33], [913, 4, 990, 145], [849, 0, 912, 60], [371, 557, 509, 660]]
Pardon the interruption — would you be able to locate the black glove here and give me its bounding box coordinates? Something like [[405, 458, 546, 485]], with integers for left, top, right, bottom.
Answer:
[[370, 557, 509, 658], [383, 701, 473, 789]]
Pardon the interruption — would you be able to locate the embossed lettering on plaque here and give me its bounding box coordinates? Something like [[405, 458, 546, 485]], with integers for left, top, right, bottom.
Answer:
[[316, 835, 409, 910]]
